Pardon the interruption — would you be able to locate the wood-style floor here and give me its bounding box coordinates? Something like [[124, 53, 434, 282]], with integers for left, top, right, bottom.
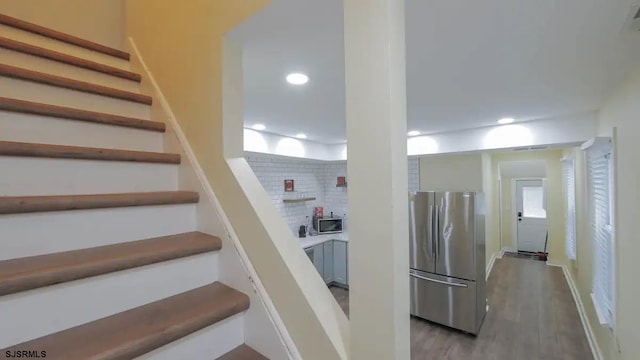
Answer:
[[330, 256, 593, 360]]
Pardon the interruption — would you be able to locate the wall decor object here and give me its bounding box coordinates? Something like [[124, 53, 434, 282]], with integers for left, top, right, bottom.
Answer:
[[284, 179, 295, 192], [336, 176, 347, 187]]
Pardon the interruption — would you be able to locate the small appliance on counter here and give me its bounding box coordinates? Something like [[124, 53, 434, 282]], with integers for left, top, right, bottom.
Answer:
[[298, 224, 307, 238], [312, 215, 343, 234]]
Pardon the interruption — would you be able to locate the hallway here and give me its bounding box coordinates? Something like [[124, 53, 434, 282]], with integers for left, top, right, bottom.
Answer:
[[330, 256, 593, 359]]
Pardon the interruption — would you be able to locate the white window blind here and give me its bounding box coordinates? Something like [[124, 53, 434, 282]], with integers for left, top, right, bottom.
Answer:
[[562, 158, 576, 260], [585, 141, 614, 326]]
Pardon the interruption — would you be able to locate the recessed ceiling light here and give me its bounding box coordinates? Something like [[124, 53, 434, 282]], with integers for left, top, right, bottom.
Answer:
[[252, 124, 266, 131], [408, 130, 420, 136], [295, 133, 308, 139], [286, 73, 309, 85], [498, 117, 515, 125]]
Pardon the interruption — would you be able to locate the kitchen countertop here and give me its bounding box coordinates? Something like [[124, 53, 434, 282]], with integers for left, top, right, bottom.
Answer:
[[299, 232, 348, 248]]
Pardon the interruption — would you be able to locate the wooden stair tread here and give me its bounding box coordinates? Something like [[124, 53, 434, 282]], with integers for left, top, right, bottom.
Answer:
[[0, 141, 180, 164], [0, 37, 140, 82], [0, 14, 130, 60], [0, 232, 221, 296], [0, 64, 152, 104], [217, 345, 269, 360], [0, 97, 165, 132], [0, 191, 199, 215], [0, 282, 250, 359]]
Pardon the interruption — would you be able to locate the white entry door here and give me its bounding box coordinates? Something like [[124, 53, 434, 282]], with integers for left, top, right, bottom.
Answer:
[[516, 179, 548, 253]]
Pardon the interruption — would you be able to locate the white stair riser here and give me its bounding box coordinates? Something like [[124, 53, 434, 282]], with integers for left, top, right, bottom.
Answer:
[[0, 77, 150, 119], [0, 111, 164, 152], [0, 157, 178, 196], [0, 252, 219, 348], [0, 49, 139, 93], [0, 24, 131, 70], [136, 313, 244, 360], [0, 204, 197, 260]]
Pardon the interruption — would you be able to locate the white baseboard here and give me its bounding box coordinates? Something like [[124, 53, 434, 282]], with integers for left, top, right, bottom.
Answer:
[[486, 251, 498, 280], [556, 264, 603, 360], [486, 249, 508, 280], [501, 246, 516, 254]]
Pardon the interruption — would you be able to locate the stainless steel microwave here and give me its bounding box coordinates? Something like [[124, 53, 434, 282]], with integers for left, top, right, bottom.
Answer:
[[313, 217, 343, 234]]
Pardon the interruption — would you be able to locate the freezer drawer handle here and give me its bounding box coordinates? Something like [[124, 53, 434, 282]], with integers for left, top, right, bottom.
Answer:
[[410, 272, 468, 288]]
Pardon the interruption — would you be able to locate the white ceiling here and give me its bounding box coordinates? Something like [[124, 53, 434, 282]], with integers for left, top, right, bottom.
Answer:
[[229, 0, 640, 144]]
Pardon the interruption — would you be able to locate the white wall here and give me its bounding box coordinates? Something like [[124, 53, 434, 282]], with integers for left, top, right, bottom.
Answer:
[[244, 129, 339, 160], [422, 112, 597, 154], [246, 153, 419, 235], [245, 112, 597, 160]]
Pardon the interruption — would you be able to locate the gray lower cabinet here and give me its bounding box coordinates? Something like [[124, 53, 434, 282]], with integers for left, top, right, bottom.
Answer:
[[312, 243, 324, 279], [333, 241, 348, 286], [305, 240, 348, 287], [323, 241, 334, 283]]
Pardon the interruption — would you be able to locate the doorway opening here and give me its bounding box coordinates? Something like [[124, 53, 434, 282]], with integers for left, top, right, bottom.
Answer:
[[498, 160, 548, 255], [514, 179, 548, 254]]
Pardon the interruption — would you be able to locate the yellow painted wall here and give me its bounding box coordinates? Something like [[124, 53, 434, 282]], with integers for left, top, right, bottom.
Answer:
[[0, 0, 126, 49], [419, 154, 496, 268], [588, 64, 640, 360], [482, 154, 498, 268], [564, 147, 617, 360], [490, 149, 567, 263], [125, 1, 347, 359], [419, 153, 484, 192], [499, 178, 514, 249]]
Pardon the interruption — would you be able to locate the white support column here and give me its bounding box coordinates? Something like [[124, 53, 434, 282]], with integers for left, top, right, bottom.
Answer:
[[344, 1, 410, 359]]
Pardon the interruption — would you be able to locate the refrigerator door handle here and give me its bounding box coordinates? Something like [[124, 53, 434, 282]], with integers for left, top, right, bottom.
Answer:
[[410, 271, 468, 288], [430, 205, 436, 258], [434, 205, 440, 258]]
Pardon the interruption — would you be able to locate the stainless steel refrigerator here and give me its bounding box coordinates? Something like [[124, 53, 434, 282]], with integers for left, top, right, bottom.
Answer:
[[409, 191, 487, 334]]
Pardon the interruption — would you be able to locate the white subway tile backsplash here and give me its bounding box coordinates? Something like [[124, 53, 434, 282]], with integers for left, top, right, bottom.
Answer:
[[408, 157, 419, 193], [246, 153, 419, 236]]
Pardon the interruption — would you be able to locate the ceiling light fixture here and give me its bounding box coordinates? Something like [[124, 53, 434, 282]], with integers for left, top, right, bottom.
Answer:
[[498, 117, 515, 125], [295, 133, 308, 139], [252, 124, 266, 131], [407, 130, 420, 136], [286, 73, 309, 85]]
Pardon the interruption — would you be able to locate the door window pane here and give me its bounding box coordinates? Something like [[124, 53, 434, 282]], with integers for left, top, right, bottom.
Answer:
[[523, 186, 547, 218]]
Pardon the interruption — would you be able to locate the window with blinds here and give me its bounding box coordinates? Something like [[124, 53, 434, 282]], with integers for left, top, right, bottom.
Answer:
[[562, 158, 576, 260], [585, 139, 614, 326]]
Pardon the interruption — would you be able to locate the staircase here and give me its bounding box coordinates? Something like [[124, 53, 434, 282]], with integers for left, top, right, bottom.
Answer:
[[0, 13, 267, 359]]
